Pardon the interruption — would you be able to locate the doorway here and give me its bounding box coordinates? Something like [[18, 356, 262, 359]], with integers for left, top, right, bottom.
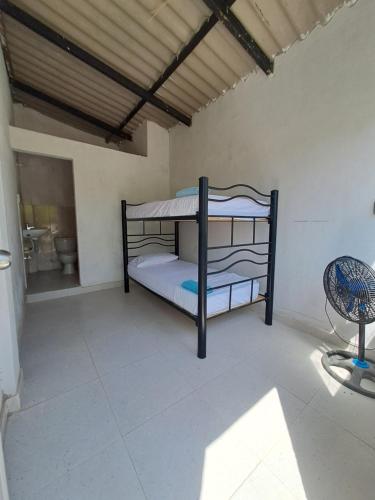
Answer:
[[17, 153, 80, 295]]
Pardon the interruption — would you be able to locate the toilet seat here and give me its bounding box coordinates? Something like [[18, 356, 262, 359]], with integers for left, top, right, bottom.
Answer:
[[59, 251, 77, 257]]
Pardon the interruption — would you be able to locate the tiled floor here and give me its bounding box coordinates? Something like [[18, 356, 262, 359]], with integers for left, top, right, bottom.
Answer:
[[4, 285, 375, 499], [27, 269, 80, 295]]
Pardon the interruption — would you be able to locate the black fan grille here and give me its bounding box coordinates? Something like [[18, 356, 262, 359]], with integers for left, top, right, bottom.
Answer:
[[323, 256, 375, 324]]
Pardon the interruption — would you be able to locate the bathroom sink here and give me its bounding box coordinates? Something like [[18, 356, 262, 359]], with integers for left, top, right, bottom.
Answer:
[[23, 228, 47, 240]]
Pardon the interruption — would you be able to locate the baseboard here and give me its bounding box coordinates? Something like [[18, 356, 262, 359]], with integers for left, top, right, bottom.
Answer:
[[0, 372, 22, 500], [0, 394, 4, 440], [26, 280, 122, 303], [0, 370, 22, 439], [0, 434, 9, 500]]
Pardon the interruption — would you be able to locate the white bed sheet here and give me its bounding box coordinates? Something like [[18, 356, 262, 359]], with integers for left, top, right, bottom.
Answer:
[[126, 195, 269, 219], [128, 259, 260, 317]]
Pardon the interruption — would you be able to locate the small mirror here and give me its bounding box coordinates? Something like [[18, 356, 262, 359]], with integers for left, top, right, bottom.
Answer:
[[0, 250, 12, 270]]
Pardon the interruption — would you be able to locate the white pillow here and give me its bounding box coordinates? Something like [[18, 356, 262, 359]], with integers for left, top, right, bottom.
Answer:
[[131, 253, 178, 269]]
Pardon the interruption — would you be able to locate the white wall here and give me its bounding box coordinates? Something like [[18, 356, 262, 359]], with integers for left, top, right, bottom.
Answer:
[[0, 50, 22, 395], [9, 121, 170, 287], [170, 0, 375, 337]]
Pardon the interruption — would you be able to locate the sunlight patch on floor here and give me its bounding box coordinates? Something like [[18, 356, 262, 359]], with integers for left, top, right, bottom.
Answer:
[[200, 388, 304, 500], [200, 432, 259, 500]]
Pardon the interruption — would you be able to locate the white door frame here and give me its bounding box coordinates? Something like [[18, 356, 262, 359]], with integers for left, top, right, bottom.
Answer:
[[0, 397, 9, 500], [0, 160, 15, 500], [0, 438, 9, 500], [0, 159, 19, 394]]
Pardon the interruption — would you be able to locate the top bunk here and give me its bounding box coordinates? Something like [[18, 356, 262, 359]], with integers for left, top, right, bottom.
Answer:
[[125, 181, 273, 222]]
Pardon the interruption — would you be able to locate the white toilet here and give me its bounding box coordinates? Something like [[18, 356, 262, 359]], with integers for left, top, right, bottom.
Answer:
[[54, 237, 77, 275]]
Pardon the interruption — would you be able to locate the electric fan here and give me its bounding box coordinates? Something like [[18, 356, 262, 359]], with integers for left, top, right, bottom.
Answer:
[[322, 256, 375, 398]]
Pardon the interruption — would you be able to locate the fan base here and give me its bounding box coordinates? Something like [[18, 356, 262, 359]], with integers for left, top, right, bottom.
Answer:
[[322, 350, 375, 399], [352, 358, 369, 369]]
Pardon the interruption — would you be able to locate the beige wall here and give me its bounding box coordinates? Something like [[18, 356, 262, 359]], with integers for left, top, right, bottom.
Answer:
[[18, 154, 74, 207], [9, 121, 170, 287], [170, 0, 375, 340]]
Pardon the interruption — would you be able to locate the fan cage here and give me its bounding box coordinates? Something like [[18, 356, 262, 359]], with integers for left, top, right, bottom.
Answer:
[[323, 256, 375, 324]]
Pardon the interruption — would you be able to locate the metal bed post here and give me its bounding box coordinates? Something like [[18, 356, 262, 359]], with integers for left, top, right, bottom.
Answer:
[[265, 189, 278, 324], [197, 176, 208, 358], [121, 200, 130, 293], [174, 221, 179, 256]]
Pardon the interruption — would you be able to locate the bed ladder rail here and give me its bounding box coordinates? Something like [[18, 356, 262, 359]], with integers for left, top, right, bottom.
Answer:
[[197, 176, 209, 359], [121, 201, 180, 294], [265, 189, 278, 325], [121, 200, 129, 293]]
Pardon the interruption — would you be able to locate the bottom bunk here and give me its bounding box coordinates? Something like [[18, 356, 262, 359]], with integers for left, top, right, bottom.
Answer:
[[128, 256, 263, 319]]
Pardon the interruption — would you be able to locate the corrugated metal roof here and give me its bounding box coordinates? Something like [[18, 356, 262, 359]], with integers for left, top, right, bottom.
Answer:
[[0, 0, 356, 143]]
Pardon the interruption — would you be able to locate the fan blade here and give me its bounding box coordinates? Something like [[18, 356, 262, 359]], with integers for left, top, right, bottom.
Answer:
[[336, 263, 356, 314], [346, 296, 355, 313], [336, 264, 350, 289]]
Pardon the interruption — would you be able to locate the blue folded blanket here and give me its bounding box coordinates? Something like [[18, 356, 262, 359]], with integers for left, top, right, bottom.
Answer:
[[181, 280, 213, 295], [176, 187, 199, 197]]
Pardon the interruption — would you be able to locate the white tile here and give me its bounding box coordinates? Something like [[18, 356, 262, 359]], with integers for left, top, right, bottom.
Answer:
[[78, 307, 140, 345], [161, 339, 240, 389], [23, 304, 80, 338], [264, 405, 375, 500], [21, 329, 97, 408], [11, 288, 375, 500], [231, 463, 296, 500], [31, 441, 145, 500], [88, 327, 159, 376], [150, 311, 198, 351], [203, 306, 272, 360], [102, 354, 193, 434], [310, 376, 375, 449], [245, 322, 327, 403], [197, 361, 306, 458], [5, 380, 119, 499], [77, 287, 164, 345], [125, 393, 260, 500]]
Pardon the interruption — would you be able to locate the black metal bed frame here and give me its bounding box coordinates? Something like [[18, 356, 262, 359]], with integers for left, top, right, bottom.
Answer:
[[121, 177, 278, 359]]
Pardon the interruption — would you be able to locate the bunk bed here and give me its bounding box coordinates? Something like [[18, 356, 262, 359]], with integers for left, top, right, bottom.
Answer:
[[121, 177, 278, 359]]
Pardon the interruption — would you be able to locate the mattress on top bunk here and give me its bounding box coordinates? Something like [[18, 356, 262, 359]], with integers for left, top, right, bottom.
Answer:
[[126, 195, 269, 219], [128, 259, 260, 318]]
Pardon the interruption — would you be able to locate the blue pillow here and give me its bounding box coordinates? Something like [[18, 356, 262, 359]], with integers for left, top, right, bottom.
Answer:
[[181, 280, 213, 295], [176, 187, 199, 197]]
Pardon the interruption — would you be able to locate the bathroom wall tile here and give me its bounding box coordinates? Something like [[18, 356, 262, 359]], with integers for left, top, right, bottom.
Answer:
[[55, 165, 75, 207], [57, 207, 76, 237], [19, 166, 34, 204], [49, 205, 59, 235], [33, 205, 50, 229], [19, 154, 77, 273], [18, 153, 75, 206], [38, 237, 51, 256], [67, 207, 77, 233], [23, 204, 34, 226]]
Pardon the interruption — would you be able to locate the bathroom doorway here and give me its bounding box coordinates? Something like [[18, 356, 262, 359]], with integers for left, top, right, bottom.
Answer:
[[17, 153, 80, 295]]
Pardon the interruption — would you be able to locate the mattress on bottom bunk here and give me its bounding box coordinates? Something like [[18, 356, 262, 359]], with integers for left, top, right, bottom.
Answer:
[[128, 259, 260, 318]]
